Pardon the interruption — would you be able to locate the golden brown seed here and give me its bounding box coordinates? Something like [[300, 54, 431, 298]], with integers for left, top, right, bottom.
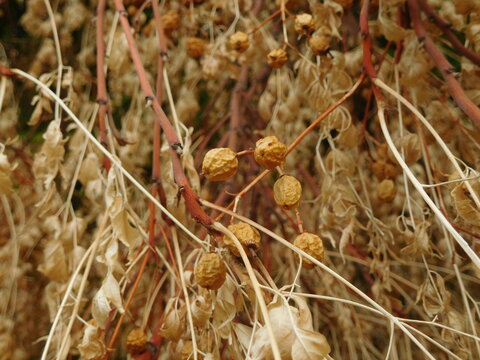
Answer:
[[267, 48, 288, 68], [377, 179, 396, 202], [194, 253, 227, 290], [294, 13, 315, 35], [202, 148, 238, 181], [293, 232, 324, 269], [229, 31, 249, 52], [186, 37, 205, 58], [254, 136, 287, 169], [126, 328, 148, 355], [161, 10, 180, 31], [226, 222, 261, 257], [273, 175, 302, 209], [309, 36, 330, 56]]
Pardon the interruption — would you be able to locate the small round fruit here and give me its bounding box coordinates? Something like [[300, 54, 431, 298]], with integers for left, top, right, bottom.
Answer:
[[293, 232, 324, 269], [254, 136, 287, 169], [194, 253, 227, 290], [309, 36, 330, 56], [202, 148, 238, 181], [226, 222, 261, 257], [294, 13, 315, 35], [161, 10, 180, 31], [274, 175, 302, 209], [229, 31, 249, 52], [126, 328, 148, 355], [267, 48, 288, 68], [186, 37, 205, 58], [377, 179, 396, 202]]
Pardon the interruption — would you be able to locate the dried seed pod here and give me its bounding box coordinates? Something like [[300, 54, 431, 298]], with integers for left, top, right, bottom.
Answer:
[[293, 232, 324, 269], [126, 328, 147, 355], [254, 136, 287, 169], [226, 222, 261, 257], [161, 10, 180, 31], [309, 36, 330, 56], [371, 160, 398, 180], [202, 148, 238, 181], [294, 13, 315, 35], [194, 253, 227, 290], [267, 48, 288, 68], [181, 341, 204, 360], [273, 175, 302, 209], [186, 37, 205, 58], [377, 179, 396, 202], [229, 31, 249, 52]]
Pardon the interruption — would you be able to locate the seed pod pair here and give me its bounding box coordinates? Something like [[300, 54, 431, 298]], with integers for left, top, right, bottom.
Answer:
[[229, 31, 249, 52], [194, 253, 227, 290], [226, 222, 261, 256], [202, 148, 238, 181], [254, 136, 287, 169], [293, 232, 324, 269], [274, 175, 302, 209]]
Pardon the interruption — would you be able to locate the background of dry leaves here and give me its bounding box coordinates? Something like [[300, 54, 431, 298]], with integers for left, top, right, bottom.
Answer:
[[0, 0, 480, 359]]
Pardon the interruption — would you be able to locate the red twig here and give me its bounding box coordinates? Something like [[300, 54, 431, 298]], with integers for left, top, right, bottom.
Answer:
[[112, 0, 213, 229], [95, 0, 111, 171], [418, 0, 480, 67], [408, 0, 480, 127]]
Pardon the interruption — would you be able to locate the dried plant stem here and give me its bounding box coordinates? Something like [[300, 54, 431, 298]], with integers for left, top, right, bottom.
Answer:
[[112, 0, 213, 228], [42, 0, 63, 122], [408, 0, 480, 127], [95, 0, 111, 170], [417, 0, 480, 67], [203, 200, 439, 360], [376, 102, 480, 269], [40, 214, 108, 360], [212, 222, 282, 360], [372, 77, 480, 208], [171, 228, 199, 360], [104, 250, 151, 359], [11, 68, 205, 247]]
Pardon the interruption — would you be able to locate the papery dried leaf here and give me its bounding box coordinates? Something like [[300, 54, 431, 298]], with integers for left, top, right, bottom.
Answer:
[[291, 329, 330, 360], [388, 133, 421, 165], [37, 240, 68, 282], [160, 298, 186, 341], [191, 295, 212, 327], [92, 272, 124, 328], [451, 184, 480, 225], [212, 277, 237, 338], [78, 322, 107, 360], [417, 272, 451, 317]]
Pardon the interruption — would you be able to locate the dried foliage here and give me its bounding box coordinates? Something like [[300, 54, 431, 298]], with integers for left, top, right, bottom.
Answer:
[[1, 0, 480, 359]]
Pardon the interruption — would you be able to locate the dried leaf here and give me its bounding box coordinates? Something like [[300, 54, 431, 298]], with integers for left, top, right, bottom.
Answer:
[[291, 329, 330, 360]]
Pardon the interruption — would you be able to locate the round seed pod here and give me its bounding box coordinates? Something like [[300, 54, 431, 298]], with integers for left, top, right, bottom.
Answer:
[[229, 31, 249, 52], [186, 37, 205, 58], [274, 175, 302, 209], [126, 328, 148, 355], [377, 179, 396, 202], [202, 148, 238, 181], [254, 136, 287, 169], [226, 222, 261, 257], [309, 36, 330, 56], [161, 10, 180, 32], [294, 13, 315, 35], [371, 160, 398, 180], [267, 48, 288, 68], [293, 232, 324, 269], [194, 253, 227, 290]]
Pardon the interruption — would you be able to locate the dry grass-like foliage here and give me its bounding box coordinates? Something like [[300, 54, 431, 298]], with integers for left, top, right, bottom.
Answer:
[[1, 0, 480, 359]]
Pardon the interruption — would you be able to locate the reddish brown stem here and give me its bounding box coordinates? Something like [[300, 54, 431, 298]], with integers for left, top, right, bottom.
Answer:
[[408, 0, 480, 127], [112, 0, 213, 229], [96, 0, 111, 171], [418, 0, 480, 67]]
